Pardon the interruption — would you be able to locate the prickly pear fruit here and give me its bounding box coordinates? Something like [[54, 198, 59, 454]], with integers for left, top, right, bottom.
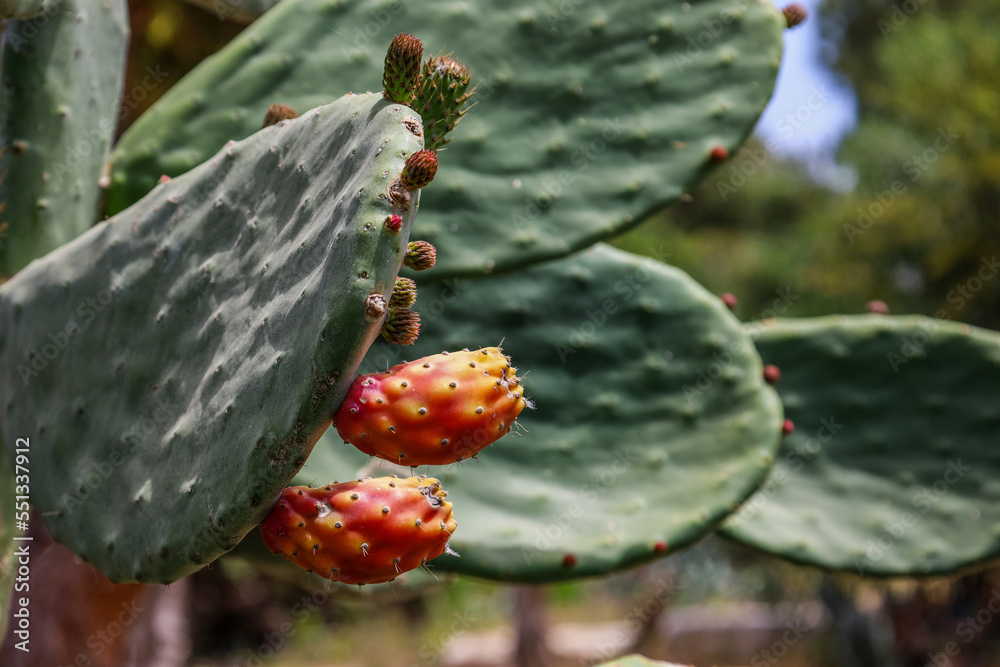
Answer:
[[260, 476, 456, 585], [333, 347, 529, 466]]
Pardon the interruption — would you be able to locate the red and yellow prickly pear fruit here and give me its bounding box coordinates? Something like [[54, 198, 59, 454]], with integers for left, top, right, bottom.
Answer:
[[333, 347, 530, 466], [260, 476, 456, 585]]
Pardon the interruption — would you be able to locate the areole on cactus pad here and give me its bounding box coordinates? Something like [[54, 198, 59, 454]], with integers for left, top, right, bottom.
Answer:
[[106, 0, 785, 278]]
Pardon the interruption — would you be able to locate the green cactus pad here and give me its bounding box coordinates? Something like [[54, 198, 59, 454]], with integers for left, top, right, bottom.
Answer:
[[177, 0, 281, 23], [295, 244, 783, 583], [0, 92, 425, 583], [0, 0, 129, 276], [0, 0, 59, 19], [721, 315, 1000, 576], [107, 0, 784, 277]]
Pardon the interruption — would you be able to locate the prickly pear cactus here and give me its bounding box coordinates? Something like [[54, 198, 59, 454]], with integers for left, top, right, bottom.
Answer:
[[297, 244, 783, 582], [0, 91, 425, 583], [0, 0, 129, 276], [106, 0, 785, 277], [722, 316, 1000, 576]]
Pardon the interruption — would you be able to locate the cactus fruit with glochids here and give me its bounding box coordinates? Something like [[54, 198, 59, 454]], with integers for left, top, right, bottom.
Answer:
[[260, 476, 456, 585], [333, 347, 530, 467], [2, 0, 999, 621]]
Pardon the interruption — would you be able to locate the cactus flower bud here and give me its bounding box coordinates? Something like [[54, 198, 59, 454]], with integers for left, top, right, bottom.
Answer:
[[782, 3, 807, 28], [383, 34, 424, 105], [390, 277, 417, 309], [404, 241, 437, 271], [401, 150, 438, 190], [381, 307, 421, 345]]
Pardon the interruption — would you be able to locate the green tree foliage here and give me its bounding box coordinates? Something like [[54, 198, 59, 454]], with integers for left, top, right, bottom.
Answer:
[[615, 0, 1000, 329]]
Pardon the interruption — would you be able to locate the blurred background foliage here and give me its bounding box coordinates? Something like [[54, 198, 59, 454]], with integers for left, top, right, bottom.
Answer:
[[114, 0, 999, 665]]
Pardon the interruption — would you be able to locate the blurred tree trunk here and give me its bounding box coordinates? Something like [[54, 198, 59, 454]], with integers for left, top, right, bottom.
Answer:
[[514, 586, 553, 667]]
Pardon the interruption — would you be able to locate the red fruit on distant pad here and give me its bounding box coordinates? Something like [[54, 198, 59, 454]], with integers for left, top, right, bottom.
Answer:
[[333, 347, 529, 466], [260, 476, 456, 585]]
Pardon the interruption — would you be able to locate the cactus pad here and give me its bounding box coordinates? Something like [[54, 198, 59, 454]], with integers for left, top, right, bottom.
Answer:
[[0, 0, 129, 276], [722, 316, 1000, 576], [0, 92, 425, 583], [296, 244, 783, 582], [106, 0, 784, 277], [0, 0, 59, 19]]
